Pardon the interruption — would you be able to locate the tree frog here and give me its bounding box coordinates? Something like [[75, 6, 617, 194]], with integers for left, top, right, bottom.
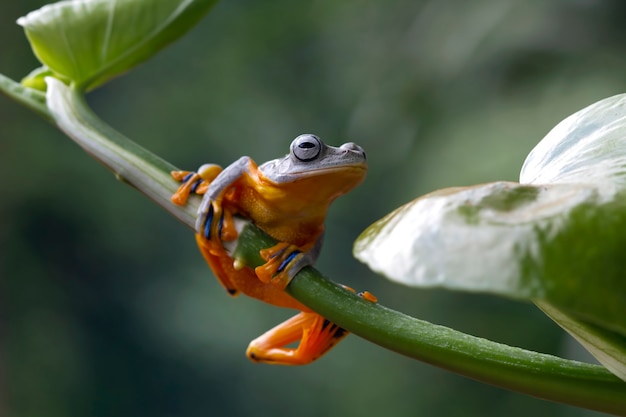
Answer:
[[170, 134, 376, 365]]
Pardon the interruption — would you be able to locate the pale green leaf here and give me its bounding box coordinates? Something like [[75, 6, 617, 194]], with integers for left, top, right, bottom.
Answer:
[[354, 94, 626, 379], [18, 0, 218, 91], [520, 94, 626, 187]]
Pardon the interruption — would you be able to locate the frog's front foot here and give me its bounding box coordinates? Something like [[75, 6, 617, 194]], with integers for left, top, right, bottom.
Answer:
[[196, 200, 239, 242], [170, 164, 222, 206], [255, 242, 311, 288]]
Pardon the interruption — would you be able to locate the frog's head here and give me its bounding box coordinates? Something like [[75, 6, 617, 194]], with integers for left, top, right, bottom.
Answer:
[[260, 134, 367, 185], [257, 134, 367, 224], [257, 134, 367, 206]]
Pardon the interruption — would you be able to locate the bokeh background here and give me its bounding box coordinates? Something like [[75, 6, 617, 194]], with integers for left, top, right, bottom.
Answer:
[[1, 0, 625, 416]]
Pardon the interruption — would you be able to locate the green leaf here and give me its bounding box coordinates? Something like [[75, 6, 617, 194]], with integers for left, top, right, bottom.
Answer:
[[520, 93, 626, 187], [20, 66, 54, 91], [354, 94, 626, 379], [18, 0, 219, 91]]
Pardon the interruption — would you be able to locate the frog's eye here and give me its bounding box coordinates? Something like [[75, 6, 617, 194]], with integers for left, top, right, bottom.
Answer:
[[291, 134, 322, 162]]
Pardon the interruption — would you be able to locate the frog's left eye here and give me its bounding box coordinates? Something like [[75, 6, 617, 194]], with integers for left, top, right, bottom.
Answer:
[[291, 134, 322, 162]]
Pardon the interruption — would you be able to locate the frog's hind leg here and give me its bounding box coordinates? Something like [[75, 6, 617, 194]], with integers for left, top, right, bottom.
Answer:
[[246, 311, 348, 365], [195, 233, 240, 296]]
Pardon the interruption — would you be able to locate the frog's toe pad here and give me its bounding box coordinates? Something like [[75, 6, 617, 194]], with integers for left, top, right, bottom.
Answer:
[[171, 170, 210, 205], [358, 291, 378, 303]]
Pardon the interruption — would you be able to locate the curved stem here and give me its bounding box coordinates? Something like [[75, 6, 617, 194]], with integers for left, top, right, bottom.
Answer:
[[236, 225, 626, 415], [33, 77, 626, 415], [45, 77, 198, 226], [0, 73, 51, 121]]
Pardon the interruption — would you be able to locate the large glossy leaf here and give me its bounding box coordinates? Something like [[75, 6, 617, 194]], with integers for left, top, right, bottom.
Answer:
[[354, 94, 626, 379], [18, 0, 219, 91], [520, 94, 626, 187]]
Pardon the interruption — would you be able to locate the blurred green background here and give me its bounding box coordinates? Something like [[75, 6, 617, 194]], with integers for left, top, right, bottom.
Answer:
[[1, 0, 625, 416]]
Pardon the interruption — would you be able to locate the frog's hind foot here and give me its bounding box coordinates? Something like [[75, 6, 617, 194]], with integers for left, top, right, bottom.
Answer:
[[246, 311, 348, 365], [245, 284, 377, 365], [255, 242, 310, 288]]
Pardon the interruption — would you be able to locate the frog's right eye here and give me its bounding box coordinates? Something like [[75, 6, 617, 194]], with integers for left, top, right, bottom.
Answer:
[[291, 134, 322, 162]]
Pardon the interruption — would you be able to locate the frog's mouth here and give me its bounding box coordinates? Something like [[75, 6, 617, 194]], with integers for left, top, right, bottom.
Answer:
[[272, 163, 367, 182]]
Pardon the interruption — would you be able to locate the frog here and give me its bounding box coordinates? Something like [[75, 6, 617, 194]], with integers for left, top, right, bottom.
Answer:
[[170, 134, 375, 365]]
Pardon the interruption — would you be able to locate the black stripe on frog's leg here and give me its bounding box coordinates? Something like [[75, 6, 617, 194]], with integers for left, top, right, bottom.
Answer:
[[332, 327, 347, 340], [218, 212, 225, 239], [190, 179, 203, 193], [276, 250, 302, 274], [182, 172, 195, 183], [202, 205, 214, 239], [321, 319, 347, 340]]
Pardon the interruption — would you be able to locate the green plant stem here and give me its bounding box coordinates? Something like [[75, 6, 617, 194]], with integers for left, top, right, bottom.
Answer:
[[236, 225, 626, 415], [0, 73, 51, 121], [44, 77, 198, 226], [4, 76, 626, 415]]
